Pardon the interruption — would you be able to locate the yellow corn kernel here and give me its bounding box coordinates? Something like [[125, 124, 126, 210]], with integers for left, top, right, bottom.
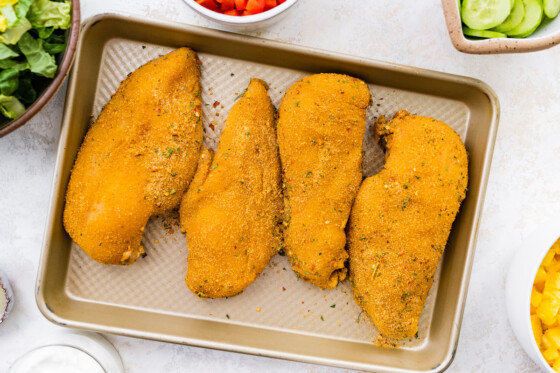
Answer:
[[536, 267, 548, 292], [545, 272, 560, 293], [553, 359, 560, 373], [549, 291, 560, 304], [550, 257, 560, 272], [538, 298, 560, 326], [533, 315, 544, 348], [544, 288, 560, 305], [543, 348, 560, 364], [544, 250, 556, 270], [553, 238, 560, 255], [543, 332, 553, 350], [532, 304, 538, 315], [544, 328, 560, 350], [533, 287, 543, 308]]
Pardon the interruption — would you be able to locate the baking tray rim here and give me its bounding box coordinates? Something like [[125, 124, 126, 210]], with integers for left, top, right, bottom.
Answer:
[[35, 12, 500, 373]]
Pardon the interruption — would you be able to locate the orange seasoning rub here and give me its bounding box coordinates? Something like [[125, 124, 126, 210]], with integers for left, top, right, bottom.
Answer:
[[347, 110, 468, 340], [277, 73, 371, 289], [180, 79, 282, 298], [64, 48, 203, 265]]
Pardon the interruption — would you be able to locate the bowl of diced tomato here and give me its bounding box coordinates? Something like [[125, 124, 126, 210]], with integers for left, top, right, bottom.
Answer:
[[185, 0, 298, 29]]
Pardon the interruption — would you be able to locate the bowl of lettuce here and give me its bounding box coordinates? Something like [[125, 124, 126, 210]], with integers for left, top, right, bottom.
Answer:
[[0, 0, 79, 137]]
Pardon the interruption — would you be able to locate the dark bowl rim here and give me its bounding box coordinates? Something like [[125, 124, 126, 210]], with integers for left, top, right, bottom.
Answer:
[[0, 0, 81, 138]]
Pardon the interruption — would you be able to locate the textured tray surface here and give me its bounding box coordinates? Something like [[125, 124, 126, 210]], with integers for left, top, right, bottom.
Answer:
[[65, 38, 469, 348]]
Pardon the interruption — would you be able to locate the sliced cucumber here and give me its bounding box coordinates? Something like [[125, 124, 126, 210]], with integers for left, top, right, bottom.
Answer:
[[516, 29, 534, 37], [544, 0, 560, 17], [462, 0, 513, 30], [507, 0, 543, 36], [463, 27, 508, 37], [492, 0, 525, 32]]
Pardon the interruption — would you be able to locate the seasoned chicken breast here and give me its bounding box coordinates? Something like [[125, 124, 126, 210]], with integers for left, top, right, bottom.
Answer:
[[348, 110, 468, 339], [277, 73, 371, 289], [64, 48, 203, 265], [180, 79, 282, 298]]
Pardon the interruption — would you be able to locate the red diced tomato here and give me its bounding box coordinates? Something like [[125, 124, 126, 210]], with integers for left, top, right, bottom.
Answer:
[[199, 0, 281, 15], [264, 0, 277, 9], [242, 9, 256, 15], [221, 0, 235, 10], [197, 0, 219, 10], [224, 9, 241, 15], [246, 0, 265, 13], [235, 0, 248, 10]]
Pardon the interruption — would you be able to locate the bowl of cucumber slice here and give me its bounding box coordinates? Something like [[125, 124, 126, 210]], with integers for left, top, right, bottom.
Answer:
[[442, 0, 560, 53]]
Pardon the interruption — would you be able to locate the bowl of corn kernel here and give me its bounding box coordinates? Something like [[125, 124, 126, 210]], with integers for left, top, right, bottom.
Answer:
[[506, 222, 560, 372]]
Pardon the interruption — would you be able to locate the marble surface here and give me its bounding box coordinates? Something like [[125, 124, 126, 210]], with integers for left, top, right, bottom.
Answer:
[[1, 0, 559, 372]]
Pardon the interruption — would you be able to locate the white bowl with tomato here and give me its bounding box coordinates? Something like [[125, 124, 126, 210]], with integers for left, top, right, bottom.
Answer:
[[185, 0, 298, 29]]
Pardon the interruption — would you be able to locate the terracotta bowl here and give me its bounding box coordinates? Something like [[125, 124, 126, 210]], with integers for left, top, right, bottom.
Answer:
[[442, 0, 560, 54], [0, 0, 81, 138]]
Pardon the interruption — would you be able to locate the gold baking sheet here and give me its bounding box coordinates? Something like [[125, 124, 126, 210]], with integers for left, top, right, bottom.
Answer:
[[37, 13, 499, 373]]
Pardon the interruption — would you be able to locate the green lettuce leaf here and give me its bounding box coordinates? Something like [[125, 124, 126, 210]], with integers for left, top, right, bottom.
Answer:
[[0, 17, 31, 44], [28, 0, 71, 29], [0, 43, 17, 59], [1, 4, 18, 27], [0, 94, 25, 118], [0, 0, 71, 120], [14, 69, 35, 104], [0, 67, 18, 95], [36, 26, 53, 39], [0, 58, 29, 70], [18, 31, 56, 78], [15, 0, 35, 20], [41, 29, 65, 54]]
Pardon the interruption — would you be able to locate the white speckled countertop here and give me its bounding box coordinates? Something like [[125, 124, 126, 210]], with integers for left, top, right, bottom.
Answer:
[[1, 0, 559, 372]]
